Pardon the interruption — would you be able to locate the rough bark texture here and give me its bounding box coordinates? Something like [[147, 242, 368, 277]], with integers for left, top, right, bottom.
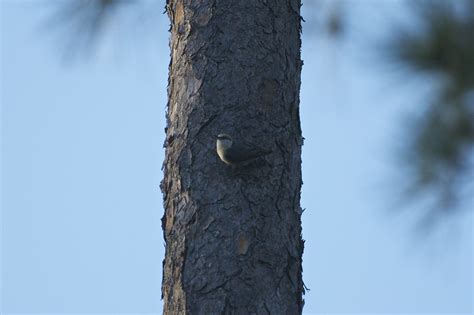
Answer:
[[161, 0, 304, 313]]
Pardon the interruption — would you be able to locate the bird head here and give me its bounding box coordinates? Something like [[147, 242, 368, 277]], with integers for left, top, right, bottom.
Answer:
[[216, 133, 233, 149]]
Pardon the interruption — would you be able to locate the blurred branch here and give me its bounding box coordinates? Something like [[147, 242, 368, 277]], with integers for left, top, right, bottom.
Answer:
[[388, 0, 474, 219], [44, 0, 140, 59], [302, 0, 346, 39]]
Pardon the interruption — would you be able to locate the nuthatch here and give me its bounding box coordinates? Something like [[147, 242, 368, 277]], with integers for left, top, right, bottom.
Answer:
[[216, 134, 271, 165]]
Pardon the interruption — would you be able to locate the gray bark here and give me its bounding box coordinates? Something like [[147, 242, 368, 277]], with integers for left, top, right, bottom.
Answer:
[[161, 0, 304, 313]]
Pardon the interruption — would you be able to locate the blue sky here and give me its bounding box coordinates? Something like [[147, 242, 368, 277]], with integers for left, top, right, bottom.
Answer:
[[1, 1, 472, 314]]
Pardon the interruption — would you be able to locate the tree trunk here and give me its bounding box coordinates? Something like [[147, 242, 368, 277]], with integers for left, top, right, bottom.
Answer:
[[161, 0, 304, 313]]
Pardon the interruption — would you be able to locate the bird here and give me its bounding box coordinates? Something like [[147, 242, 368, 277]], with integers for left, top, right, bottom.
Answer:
[[216, 133, 272, 165]]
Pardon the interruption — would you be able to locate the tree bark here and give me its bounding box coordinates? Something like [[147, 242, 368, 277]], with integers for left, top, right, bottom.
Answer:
[[161, 0, 304, 313]]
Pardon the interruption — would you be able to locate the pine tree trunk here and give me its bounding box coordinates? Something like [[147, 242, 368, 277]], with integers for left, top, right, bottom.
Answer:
[[161, 0, 304, 313]]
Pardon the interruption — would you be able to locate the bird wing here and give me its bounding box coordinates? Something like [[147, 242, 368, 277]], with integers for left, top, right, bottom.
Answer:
[[227, 143, 272, 163]]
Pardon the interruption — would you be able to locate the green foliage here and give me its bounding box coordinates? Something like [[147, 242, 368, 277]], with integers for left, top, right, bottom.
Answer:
[[395, 1, 474, 89], [391, 0, 474, 213]]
